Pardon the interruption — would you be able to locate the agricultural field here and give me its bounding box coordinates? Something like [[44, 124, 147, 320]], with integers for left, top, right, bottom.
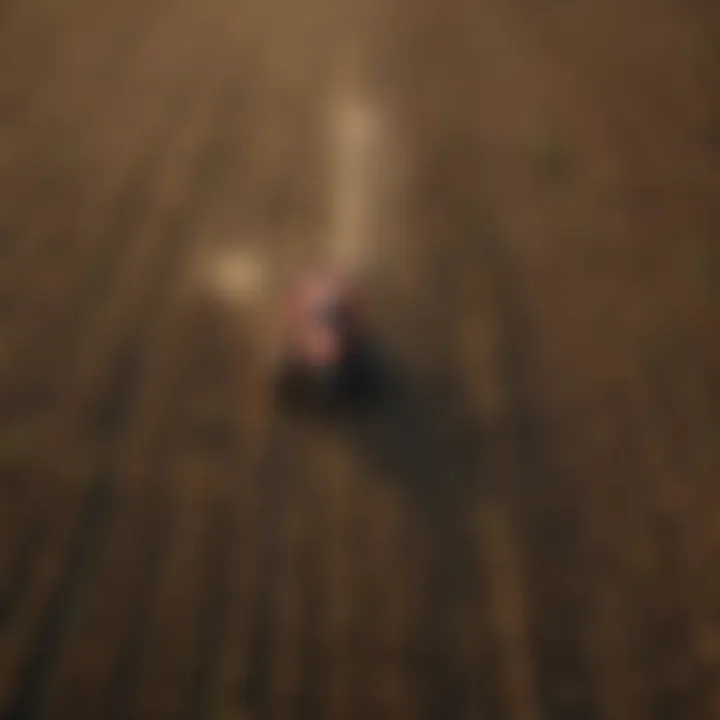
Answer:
[[0, 0, 719, 717]]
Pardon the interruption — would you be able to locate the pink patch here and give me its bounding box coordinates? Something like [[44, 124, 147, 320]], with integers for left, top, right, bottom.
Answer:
[[304, 329, 340, 366]]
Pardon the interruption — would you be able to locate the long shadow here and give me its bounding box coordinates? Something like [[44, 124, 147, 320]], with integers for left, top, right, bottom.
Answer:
[[344, 351, 488, 498], [335, 349, 497, 720]]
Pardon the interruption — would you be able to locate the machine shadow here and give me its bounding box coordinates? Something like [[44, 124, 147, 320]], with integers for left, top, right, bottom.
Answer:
[[326, 341, 491, 503], [340, 347, 497, 717], [279, 339, 492, 503], [274, 338, 499, 715]]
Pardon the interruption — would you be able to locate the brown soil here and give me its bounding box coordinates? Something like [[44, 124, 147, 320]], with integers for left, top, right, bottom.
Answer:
[[0, 0, 718, 717]]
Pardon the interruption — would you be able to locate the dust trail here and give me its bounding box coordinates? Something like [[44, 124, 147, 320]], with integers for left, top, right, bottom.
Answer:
[[198, 242, 267, 307], [194, 72, 392, 314], [327, 75, 390, 275]]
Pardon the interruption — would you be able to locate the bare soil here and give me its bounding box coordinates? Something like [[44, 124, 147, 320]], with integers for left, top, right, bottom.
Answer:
[[0, 0, 719, 717]]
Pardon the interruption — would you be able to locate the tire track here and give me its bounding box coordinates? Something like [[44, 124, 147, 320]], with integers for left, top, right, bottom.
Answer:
[[635, 356, 712, 719], [401, 0, 601, 713], [477, 220, 597, 720], [406, 279, 491, 720], [0, 0, 192, 387], [98, 74, 253, 720], [343, 469, 382, 720], [36, 282, 191, 720], [394, 43, 533, 717], [120, 351, 216, 720], [242, 417, 311, 720], [183, 301, 270, 720], [0, 70, 235, 715], [578, 390, 650, 720], [449, 250, 510, 720], [602, 375, 690, 720], [286, 433, 330, 720], [410, 487, 481, 720], [316, 442, 358, 720], [360, 478, 419, 720], [478, 497, 539, 720], [118, 95, 262, 714], [183, 26, 338, 716], [0, 76, 195, 632]]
